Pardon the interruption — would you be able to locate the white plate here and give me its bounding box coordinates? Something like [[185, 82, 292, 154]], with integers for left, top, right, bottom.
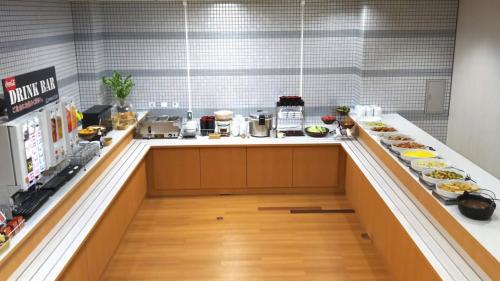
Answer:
[[410, 158, 452, 172], [421, 168, 467, 185], [435, 180, 480, 199]]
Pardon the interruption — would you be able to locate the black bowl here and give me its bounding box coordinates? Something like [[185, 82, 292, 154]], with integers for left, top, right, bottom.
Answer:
[[305, 126, 329, 138], [457, 192, 496, 220]]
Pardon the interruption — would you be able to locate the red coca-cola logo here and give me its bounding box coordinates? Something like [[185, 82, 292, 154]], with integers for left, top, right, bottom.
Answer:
[[4, 77, 16, 92]]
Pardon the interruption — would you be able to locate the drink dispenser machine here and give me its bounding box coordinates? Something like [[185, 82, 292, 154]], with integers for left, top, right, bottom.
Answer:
[[39, 102, 67, 168], [0, 114, 47, 204]]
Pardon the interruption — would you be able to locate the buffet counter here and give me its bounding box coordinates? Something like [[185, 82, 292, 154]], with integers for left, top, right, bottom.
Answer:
[[0, 117, 142, 277], [3, 113, 499, 281], [353, 114, 500, 280]]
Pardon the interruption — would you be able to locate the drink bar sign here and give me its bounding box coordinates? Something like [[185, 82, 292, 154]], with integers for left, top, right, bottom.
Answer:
[[2, 67, 59, 120]]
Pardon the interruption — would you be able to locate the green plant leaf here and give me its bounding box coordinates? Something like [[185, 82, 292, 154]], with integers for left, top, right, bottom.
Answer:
[[102, 71, 133, 100]]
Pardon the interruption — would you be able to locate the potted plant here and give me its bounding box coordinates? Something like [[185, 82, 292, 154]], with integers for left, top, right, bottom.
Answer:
[[336, 106, 350, 116], [102, 71, 134, 113], [102, 72, 136, 130]]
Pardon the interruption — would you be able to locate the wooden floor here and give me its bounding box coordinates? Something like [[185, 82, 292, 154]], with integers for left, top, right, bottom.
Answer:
[[102, 194, 391, 281]]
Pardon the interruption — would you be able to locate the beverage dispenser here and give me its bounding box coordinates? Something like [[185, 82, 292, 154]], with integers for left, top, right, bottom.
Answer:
[[0, 114, 47, 204]]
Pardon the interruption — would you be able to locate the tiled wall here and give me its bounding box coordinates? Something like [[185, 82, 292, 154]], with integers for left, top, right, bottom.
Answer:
[[0, 1, 457, 141], [0, 0, 80, 107], [71, 0, 458, 141], [358, 0, 457, 141]]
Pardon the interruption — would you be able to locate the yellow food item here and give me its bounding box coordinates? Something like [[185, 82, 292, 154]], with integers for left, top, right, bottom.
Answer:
[[401, 149, 437, 159], [79, 128, 96, 135], [439, 182, 478, 193]]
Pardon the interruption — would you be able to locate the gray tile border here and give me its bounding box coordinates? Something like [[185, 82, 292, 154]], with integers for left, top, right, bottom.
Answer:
[[0, 29, 456, 54], [362, 69, 453, 77], [71, 29, 456, 42], [1, 34, 75, 53], [363, 30, 457, 38], [76, 67, 452, 80], [58, 74, 79, 88]]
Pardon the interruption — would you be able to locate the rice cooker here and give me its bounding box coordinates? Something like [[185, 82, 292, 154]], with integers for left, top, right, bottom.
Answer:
[[249, 110, 273, 137]]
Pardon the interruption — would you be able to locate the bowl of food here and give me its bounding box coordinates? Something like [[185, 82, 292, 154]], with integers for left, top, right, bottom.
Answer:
[[421, 168, 467, 185], [410, 158, 452, 172], [380, 134, 415, 145], [391, 141, 427, 152], [369, 126, 397, 135], [78, 128, 97, 141], [321, 115, 336, 125], [400, 149, 438, 161], [336, 106, 350, 116], [340, 119, 355, 129], [87, 125, 106, 135], [103, 137, 113, 147], [436, 180, 480, 199], [457, 192, 496, 220], [305, 126, 329, 138]]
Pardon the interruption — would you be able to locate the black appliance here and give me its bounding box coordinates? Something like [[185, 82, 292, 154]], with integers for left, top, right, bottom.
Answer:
[[82, 105, 113, 131]]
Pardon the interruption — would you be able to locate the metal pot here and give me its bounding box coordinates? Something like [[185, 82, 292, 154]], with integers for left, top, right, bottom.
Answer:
[[249, 110, 272, 137]]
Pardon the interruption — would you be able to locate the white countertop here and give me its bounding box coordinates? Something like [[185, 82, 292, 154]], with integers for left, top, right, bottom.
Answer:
[[139, 134, 344, 147], [355, 113, 500, 263], [6, 112, 499, 280]]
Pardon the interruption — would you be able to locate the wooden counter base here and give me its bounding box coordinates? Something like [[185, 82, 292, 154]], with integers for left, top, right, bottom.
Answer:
[[146, 145, 346, 196], [345, 156, 440, 280], [0, 130, 134, 279], [357, 126, 499, 280], [59, 160, 147, 281]]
